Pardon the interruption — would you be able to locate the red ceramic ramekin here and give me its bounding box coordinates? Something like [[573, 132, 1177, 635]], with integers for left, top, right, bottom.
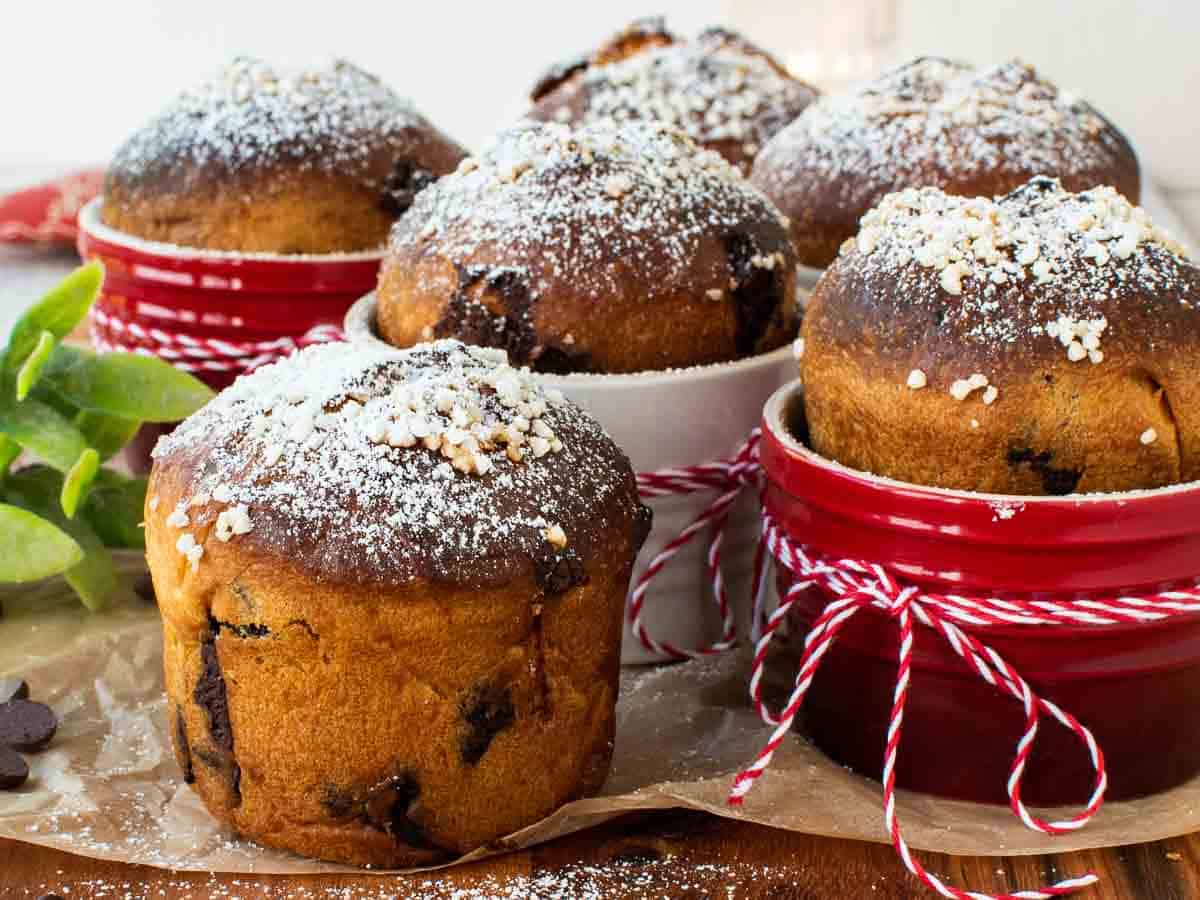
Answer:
[[760, 380, 1200, 806], [76, 198, 384, 470]]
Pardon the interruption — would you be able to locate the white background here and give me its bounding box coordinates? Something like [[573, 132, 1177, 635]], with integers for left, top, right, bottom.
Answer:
[[1, 0, 1196, 192], [1, 0, 1197, 344]]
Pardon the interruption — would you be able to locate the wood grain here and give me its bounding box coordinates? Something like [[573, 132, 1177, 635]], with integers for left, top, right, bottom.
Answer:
[[2, 813, 1196, 899]]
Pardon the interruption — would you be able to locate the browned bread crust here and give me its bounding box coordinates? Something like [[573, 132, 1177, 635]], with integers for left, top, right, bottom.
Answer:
[[753, 58, 1141, 268], [527, 20, 817, 175], [377, 120, 799, 374], [146, 341, 650, 865], [103, 58, 466, 253], [801, 177, 1199, 495]]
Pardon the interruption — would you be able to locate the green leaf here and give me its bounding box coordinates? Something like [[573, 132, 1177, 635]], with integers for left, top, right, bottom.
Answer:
[[29, 380, 81, 420], [4, 262, 103, 372], [15, 331, 55, 401], [0, 434, 20, 482], [3, 465, 60, 508], [39, 344, 213, 423], [74, 410, 141, 461], [0, 397, 88, 471], [62, 521, 121, 612], [0, 502, 83, 583], [3, 465, 67, 514], [80, 469, 148, 549], [61, 448, 100, 518], [4, 466, 121, 609]]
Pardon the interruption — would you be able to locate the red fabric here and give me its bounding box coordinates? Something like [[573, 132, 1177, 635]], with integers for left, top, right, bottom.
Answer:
[[0, 170, 104, 245]]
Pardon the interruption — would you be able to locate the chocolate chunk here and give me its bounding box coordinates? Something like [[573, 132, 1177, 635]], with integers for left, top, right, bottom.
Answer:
[[212, 619, 269, 639], [530, 344, 592, 375], [365, 773, 426, 843], [324, 771, 439, 849], [132, 573, 157, 605], [192, 626, 241, 803], [633, 502, 653, 550], [434, 265, 542, 368], [37, 894, 66, 900], [320, 783, 358, 820], [1006, 447, 1082, 496], [174, 707, 194, 784], [725, 231, 787, 357], [0, 677, 30, 704], [193, 746, 242, 805], [460, 684, 515, 765], [534, 547, 588, 596], [381, 159, 437, 217], [193, 630, 233, 753], [0, 700, 58, 752], [0, 744, 28, 790]]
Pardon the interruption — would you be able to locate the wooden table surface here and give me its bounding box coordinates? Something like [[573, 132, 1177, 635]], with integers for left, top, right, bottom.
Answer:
[[4, 194, 1200, 900], [3, 812, 1198, 899]]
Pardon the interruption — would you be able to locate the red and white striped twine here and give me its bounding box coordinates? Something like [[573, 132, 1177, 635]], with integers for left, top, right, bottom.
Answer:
[[629, 433, 764, 659], [627, 429, 1200, 900], [90, 306, 345, 374], [88, 305, 1200, 899], [0, 220, 78, 242]]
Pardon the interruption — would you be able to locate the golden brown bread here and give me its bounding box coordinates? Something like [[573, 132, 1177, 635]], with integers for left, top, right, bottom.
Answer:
[[103, 58, 466, 253], [528, 18, 817, 176], [800, 177, 1200, 495], [753, 58, 1141, 268], [145, 340, 650, 866], [377, 120, 799, 374]]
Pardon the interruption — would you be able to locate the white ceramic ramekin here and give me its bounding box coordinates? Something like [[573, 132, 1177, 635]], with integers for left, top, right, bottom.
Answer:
[[796, 264, 824, 292], [345, 294, 796, 664]]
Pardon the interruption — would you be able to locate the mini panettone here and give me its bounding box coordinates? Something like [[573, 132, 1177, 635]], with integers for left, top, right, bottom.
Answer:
[[527, 17, 818, 176], [103, 57, 466, 253], [753, 58, 1140, 268], [800, 176, 1200, 495], [144, 340, 650, 866], [377, 119, 799, 374]]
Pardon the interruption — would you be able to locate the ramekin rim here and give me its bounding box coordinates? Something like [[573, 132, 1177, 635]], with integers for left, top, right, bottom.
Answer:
[[344, 291, 799, 386], [762, 379, 1200, 506], [78, 198, 387, 264]]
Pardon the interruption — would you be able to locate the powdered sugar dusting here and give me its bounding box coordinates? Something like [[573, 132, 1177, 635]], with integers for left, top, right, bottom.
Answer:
[[543, 36, 816, 170], [108, 57, 431, 191], [151, 340, 638, 586], [390, 119, 791, 304], [755, 57, 1134, 199], [844, 176, 1193, 348]]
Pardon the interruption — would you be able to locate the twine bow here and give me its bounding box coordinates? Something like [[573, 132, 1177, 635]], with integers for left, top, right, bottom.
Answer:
[[629, 431, 1200, 900], [84, 302, 1200, 899]]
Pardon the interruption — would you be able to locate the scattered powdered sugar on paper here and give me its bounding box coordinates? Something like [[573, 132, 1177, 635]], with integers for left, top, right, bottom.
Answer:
[[390, 119, 790, 303], [756, 57, 1131, 192], [108, 57, 430, 190], [6, 602, 1200, 885], [152, 339, 635, 586], [845, 176, 1193, 348]]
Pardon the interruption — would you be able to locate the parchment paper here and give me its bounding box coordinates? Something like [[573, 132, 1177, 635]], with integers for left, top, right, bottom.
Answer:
[[1, 561, 1198, 875]]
